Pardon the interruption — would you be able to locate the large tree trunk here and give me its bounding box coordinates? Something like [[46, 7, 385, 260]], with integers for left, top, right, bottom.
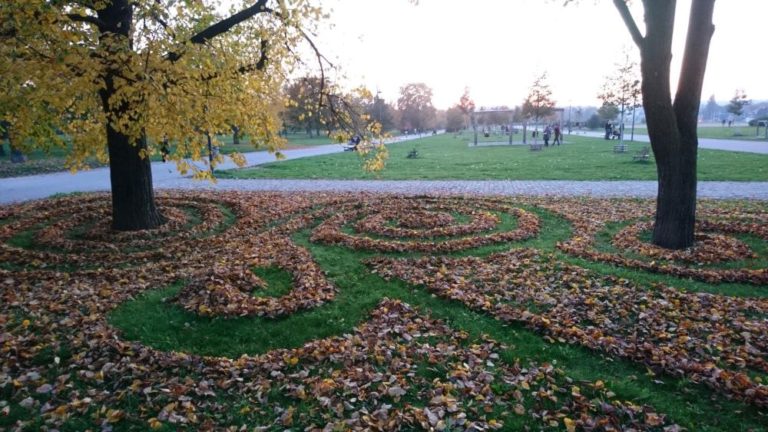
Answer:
[[618, 0, 714, 249], [98, 0, 164, 231], [106, 127, 164, 230]]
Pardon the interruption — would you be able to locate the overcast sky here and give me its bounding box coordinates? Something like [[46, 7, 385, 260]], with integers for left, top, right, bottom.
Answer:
[[307, 0, 766, 109]]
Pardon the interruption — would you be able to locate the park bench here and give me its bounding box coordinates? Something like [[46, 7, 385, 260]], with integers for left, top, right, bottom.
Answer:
[[633, 146, 651, 161], [613, 143, 627, 153], [529, 143, 543, 151]]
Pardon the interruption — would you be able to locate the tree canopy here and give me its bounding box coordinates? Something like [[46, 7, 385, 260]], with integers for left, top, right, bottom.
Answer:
[[397, 83, 436, 132], [726, 89, 750, 120], [521, 72, 556, 126], [0, 0, 320, 176]]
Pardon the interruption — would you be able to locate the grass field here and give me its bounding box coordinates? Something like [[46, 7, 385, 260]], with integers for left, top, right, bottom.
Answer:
[[219, 132, 768, 181], [2, 191, 767, 430]]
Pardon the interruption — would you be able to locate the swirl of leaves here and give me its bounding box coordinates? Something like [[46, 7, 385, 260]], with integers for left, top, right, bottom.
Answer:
[[173, 236, 336, 318], [354, 208, 500, 239], [545, 198, 768, 285], [394, 210, 455, 229], [612, 221, 756, 264], [0, 194, 236, 268], [311, 197, 540, 253], [0, 272, 676, 431], [369, 249, 768, 407]]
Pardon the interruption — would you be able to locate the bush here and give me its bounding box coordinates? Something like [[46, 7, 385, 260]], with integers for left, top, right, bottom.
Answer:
[[585, 113, 602, 130]]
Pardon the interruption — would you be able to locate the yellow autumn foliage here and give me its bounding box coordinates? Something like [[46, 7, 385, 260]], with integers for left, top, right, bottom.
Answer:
[[0, 0, 347, 179]]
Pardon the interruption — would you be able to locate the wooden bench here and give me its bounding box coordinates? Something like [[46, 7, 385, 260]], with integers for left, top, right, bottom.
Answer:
[[529, 143, 543, 151], [613, 143, 628, 153], [633, 146, 651, 161]]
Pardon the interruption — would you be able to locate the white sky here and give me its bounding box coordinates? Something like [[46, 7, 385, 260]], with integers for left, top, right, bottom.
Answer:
[[308, 0, 767, 109]]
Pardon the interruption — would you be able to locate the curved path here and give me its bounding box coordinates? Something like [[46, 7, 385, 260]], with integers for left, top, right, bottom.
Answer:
[[2, 138, 768, 204], [576, 130, 768, 154]]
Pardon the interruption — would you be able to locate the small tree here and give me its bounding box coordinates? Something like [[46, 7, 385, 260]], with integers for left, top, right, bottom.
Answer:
[[726, 89, 750, 124], [366, 95, 396, 133], [458, 87, 476, 130], [702, 94, 721, 122], [597, 52, 641, 142], [597, 103, 620, 122], [521, 72, 556, 144], [444, 106, 465, 133]]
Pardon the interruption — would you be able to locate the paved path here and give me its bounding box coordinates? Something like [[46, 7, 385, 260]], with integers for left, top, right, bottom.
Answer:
[[574, 130, 768, 154], [156, 178, 768, 200], [2, 133, 768, 204]]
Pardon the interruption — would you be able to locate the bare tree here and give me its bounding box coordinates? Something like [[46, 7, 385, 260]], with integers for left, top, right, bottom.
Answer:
[[521, 72, 556, 144]]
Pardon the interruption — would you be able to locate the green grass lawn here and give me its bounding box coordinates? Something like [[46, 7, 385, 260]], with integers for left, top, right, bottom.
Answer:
[[219, 132, 768, 181]]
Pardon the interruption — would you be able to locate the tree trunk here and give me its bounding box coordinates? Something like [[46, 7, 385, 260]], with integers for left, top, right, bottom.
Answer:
[[232, 125, 240, 145], [98, 0, 164, 231], [652, 137, 697, 248], [618, 0, 715, 249], [106, 127, 165, 230], [6, 126, 26, 163]]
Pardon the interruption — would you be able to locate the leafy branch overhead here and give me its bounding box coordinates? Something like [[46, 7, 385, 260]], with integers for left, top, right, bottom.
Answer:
[[0, 0, 386, 230]]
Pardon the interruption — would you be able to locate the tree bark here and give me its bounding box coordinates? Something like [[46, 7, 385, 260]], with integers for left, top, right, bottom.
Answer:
[[232, 126, 240, 145], [105, 126, 165, 230], [98, 0, 164, 231], [617, 0, 715, 249]]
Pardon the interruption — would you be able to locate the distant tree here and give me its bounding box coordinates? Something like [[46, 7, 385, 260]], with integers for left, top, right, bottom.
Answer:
[[366, 95, 396, 132], [726, 89, 750, 122], [574, 107, 584, 128], [397, 83, 436, 132], [487, 106, 512, 128], [445, 106, 465, 132], [586, 113, 603, 130], [458, 87, 476, 129], [597, 103, 620, 122], [597, 52, 641, 137], [283, 76, 333, 137], [701, 94, 721, 121], [521, 72, 556, 132]]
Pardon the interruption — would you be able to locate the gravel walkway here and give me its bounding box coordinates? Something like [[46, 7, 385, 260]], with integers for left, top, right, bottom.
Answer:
[[159, 178, 768, 200]]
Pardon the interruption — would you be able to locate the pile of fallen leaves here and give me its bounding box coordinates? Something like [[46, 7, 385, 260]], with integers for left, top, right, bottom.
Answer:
[[369, 248, 768, 407], [311, 196, 540, 253], [545, 198, 768, 284], [173, 235, 336, 318], [1, 191, 765, 429], [612, 221, 756, 264]]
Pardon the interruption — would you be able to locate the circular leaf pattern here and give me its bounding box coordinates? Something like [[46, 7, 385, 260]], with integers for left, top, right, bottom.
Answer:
[[311, 196, 540, 253]]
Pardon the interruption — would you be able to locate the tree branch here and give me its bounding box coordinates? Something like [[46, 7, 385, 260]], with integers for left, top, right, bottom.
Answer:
[[613, 0, 644, 47], [66, 13, 107, 29], [673, 0, 716, 132], [166, 0, 270, 62], [190, 0, 269, 44]]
